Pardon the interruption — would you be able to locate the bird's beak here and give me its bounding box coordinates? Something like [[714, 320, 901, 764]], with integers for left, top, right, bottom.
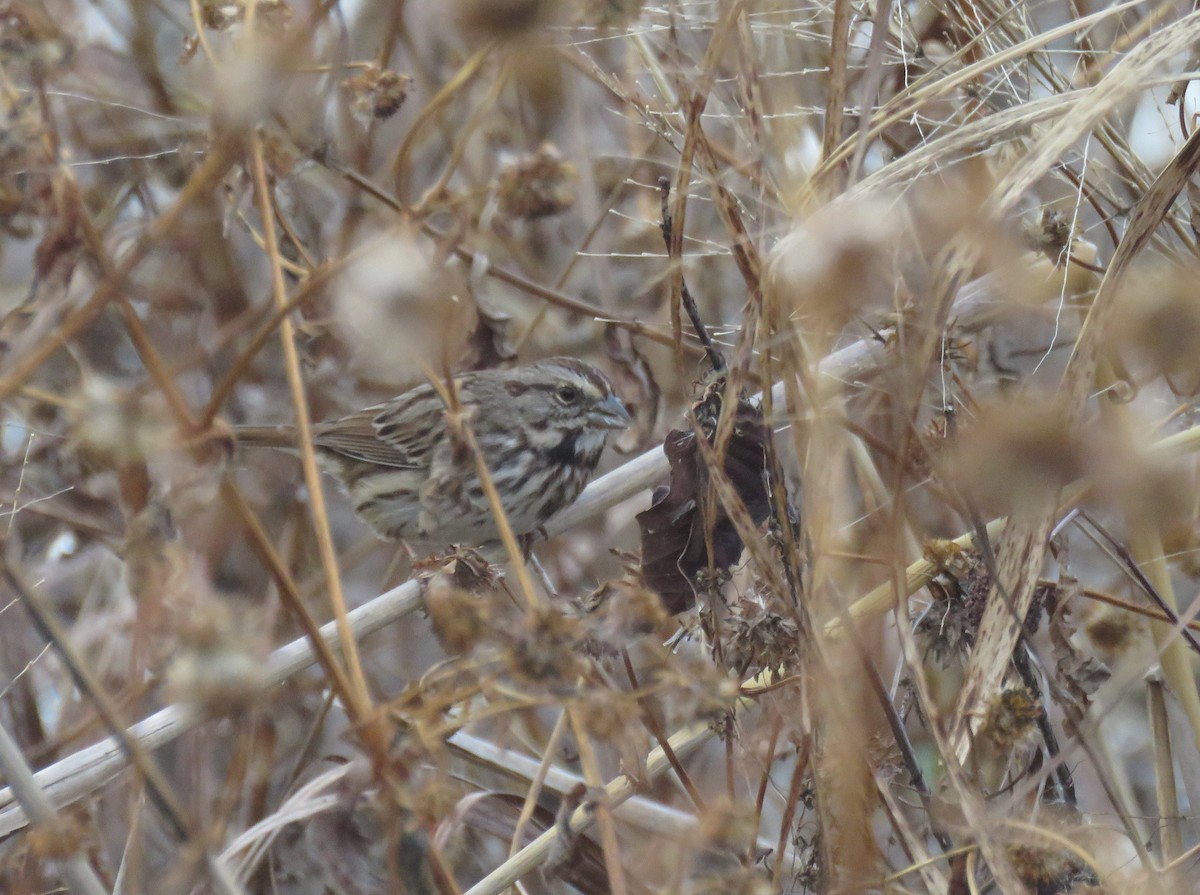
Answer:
[[593, 393, 633, 430]]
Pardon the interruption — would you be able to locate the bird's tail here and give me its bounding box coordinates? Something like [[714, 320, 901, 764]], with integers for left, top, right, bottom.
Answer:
[[235, 426, 299, 449]]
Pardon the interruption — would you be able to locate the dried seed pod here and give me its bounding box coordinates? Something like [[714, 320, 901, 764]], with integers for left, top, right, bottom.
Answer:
[[977, 685, 1043, 748], [341, 66, 413, 124], [495, 143, 578, 220]]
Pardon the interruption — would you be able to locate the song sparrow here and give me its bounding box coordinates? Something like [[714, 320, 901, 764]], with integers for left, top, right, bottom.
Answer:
[[237, 358, 631, 548]]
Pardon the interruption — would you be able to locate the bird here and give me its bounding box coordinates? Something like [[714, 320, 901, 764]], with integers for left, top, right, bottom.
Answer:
[[236, 357, 631, 550]]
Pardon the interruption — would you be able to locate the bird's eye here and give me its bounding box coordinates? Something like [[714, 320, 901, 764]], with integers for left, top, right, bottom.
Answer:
[[556, 385, 580, 404]]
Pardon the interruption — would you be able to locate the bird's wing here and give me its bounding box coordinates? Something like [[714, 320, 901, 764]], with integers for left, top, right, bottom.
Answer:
[[311, 406, 425, 468], [369, 383, 452, 463], [314, 382, 455, 469]]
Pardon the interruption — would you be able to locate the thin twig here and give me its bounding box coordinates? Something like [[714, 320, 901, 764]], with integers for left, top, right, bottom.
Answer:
[[247, 135, 376, 732], [658, 176, 724, 371]]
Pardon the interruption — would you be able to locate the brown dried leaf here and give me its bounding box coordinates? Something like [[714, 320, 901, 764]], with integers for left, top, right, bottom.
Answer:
[[637, 378, 771, 614], [458, 292, 517, 371]]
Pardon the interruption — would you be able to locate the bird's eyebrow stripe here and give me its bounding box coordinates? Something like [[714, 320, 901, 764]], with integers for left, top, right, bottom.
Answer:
[[553, 360, 612, 390], [506, 379, 601, 398]]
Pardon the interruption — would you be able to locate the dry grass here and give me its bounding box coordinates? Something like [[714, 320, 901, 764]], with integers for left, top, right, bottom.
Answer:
[[2, 1, 1200, 893]]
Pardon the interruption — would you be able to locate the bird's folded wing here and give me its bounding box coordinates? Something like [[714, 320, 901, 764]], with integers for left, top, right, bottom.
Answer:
[[313, 412, 425, 468]]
